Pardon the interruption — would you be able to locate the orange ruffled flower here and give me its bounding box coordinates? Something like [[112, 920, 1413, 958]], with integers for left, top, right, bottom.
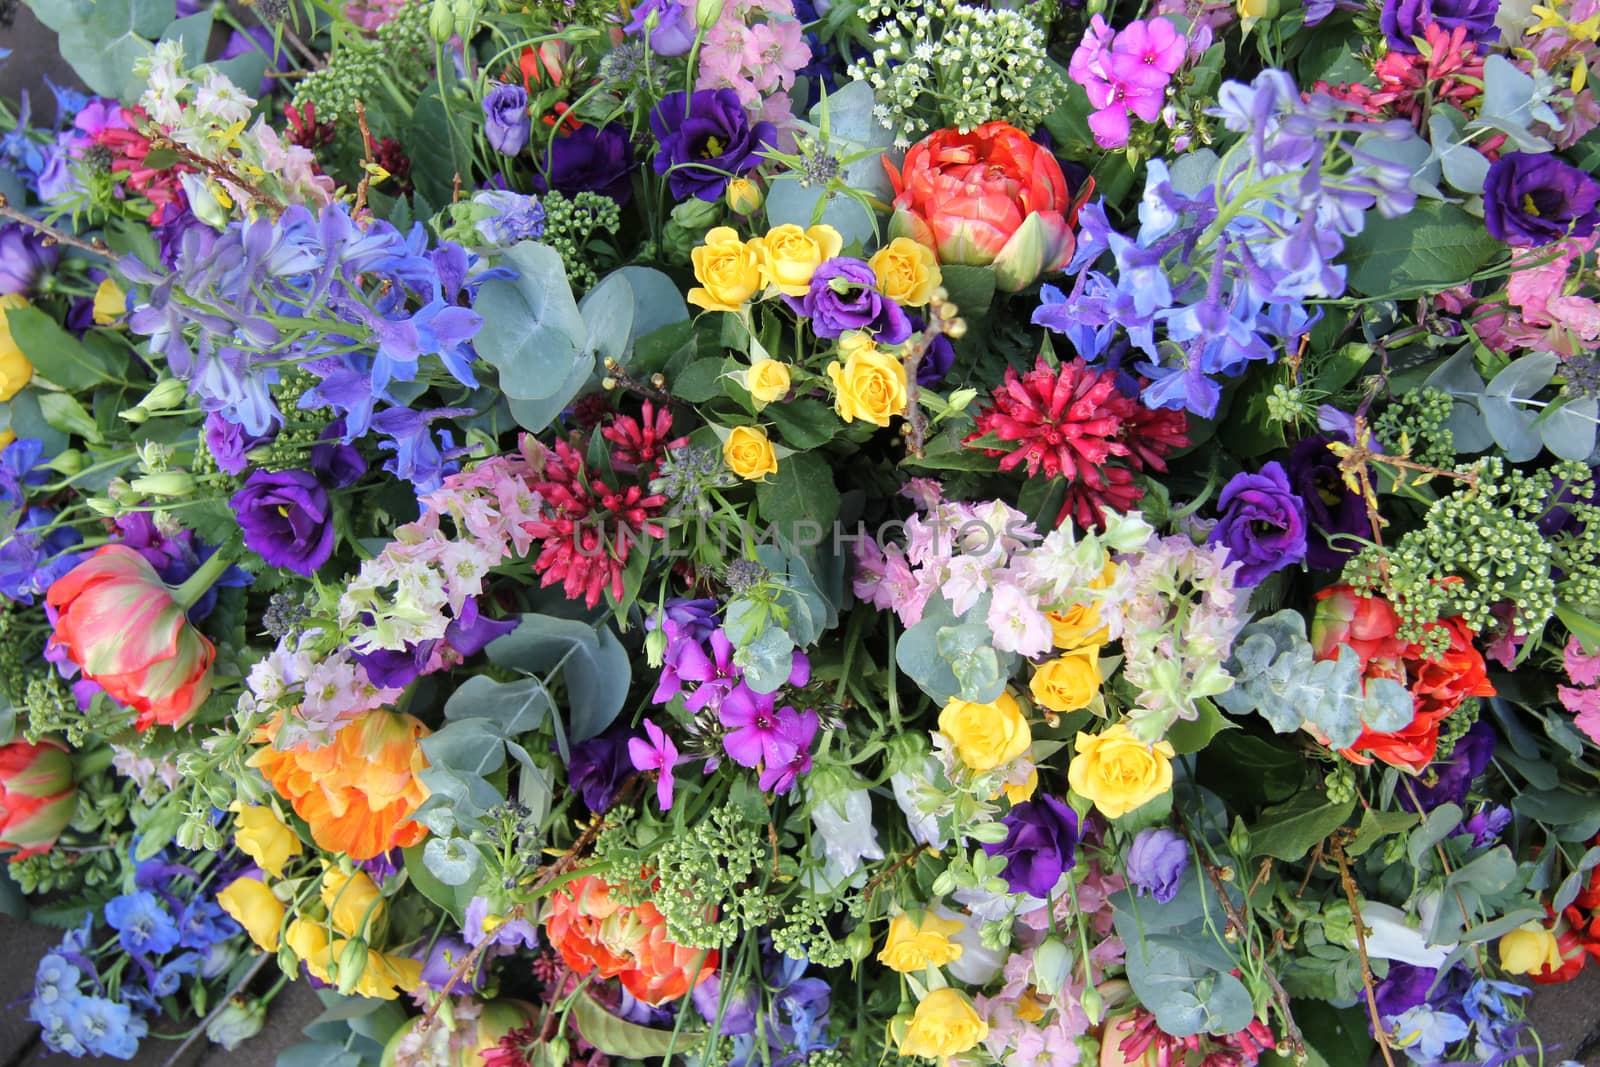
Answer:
[[249, 710, 430, 861], [543, 875, 717, 1005]]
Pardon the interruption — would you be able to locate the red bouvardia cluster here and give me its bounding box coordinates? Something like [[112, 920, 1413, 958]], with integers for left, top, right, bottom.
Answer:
[[542, 875, 716, 1006], [1104, 1007, 1278, 1067], [1310, 585, 1495, 773], [968, 356, 1189, 530], [1314, 23, 1491, 134]]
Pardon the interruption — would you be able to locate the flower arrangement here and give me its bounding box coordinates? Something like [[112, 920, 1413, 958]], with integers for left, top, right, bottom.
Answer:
[[0, 0, 1598, 1065]]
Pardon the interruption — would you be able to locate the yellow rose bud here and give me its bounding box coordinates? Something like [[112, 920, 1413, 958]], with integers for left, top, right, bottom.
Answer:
[[353, 948, 424, 1000], [93, 277, 127, 325], [896, 988, 989, 1059], [1030, 648, 1102, 714], [230, 803, 303, 879], [877, 911, 965, 973], [751, 223, 843, 297], [1068, 724, 1175, 819], [286, 918, 334, 982], [0, 293, 34, 403], [869, 237, 942, 307], [1002, 766, 1039, 805], [726, 178, 763, 215], [939, 691, 1031, 772], [825, 345, 909, 428], [1047, 603, 1109, 651], [0, 429, 15, 451], [1499, 923, 1565, 975], [747, 358, 792, 405], [723, 424, 779, 480], [689, 227, 762, 313], [320, 866, 385, 938], [217, 876, 285, 952]]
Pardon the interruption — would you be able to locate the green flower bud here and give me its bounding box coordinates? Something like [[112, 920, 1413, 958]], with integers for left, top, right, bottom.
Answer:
[[1079, 983, 1103, 1023], [129, 472, 195, 497], [843, 923, 874, 963], [544, 1036, 570, 1067], [429, 0, 455, 42], [118, 406, 151, 424], [140, 378, 189, 412], [1032, 935, 1072, 997], [645, 625, 669, 669], [335, 938, 369, 996], [695, 0, 726, 29], [46, 449, 83, 475], [206, 996, 267, 1051]]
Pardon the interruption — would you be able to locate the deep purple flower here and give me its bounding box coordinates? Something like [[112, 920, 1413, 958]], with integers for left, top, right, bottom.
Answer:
[[649, 89, 776, 202], [311, 423, 366, 489], [1287, 435, 1373, 569], [205, 412, 275, 477], [909, 313, 955, 385], [785, 258, 913, 343], [537, 123, 635, 206], [625, 0, 697, 55], [567, 725, 638, 812], [0, 222, 61, 295], [231, 468, 335, 577], [1402, 719, 1496, 811], [444, 596, 517, 656], [483, 83, 532, 155], [1483, 152, 1600, 248], [1125, 827, 1189, 903], [1376, 963, 1443, 1021], [1380, 0, 1500, 52], [982, 794, 1080, 898], [1463, 804, 1512, 847], [1208, 461, 1308, 586], [353, 642, 434, 689]]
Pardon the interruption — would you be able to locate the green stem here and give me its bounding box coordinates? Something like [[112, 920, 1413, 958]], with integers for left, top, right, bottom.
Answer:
[[173, 548, 237, 610]]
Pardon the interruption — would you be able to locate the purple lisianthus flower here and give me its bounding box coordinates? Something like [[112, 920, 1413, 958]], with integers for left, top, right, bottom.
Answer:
[[204, 412, 275, 477], [483, 83, 532, 155], [0, 221, 61, 295], [311, 423, 366, 489], [786, 258, 913, 343], [1462, 804, 1512, 847], [1483, 152, 1600, 248], [463, 896, 540, 954], [1208, 461, 1308, 586], [1287, 435, 1373, 569], [418, 936, 483, 993], [625, 0, 697, 55], [1125, 827, 1189, 903], [1380, 0, 1499, 52], [1402, 719, 1496, 812], [444, 596, 517, 656], [908, 313, 955, 385], [353, 641, 433, 689], [982, 794, 1080, 898], [1375, 963, 1442, 1021], [537, 123, 635, 206], [649, 89, 776, 202], [231, 468, 335, 577], [566, 725, 638, 812]]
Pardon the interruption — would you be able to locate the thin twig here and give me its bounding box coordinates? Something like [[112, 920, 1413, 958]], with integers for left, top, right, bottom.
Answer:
[[143, 127, 286, 216], [161, 951, 271, 1067], [602, 357, 678, 407], [0, 197, 112, 259], [354, 99, 376, 219], [863, 844, 927, 902], [1332, 836, 1398, 1067]]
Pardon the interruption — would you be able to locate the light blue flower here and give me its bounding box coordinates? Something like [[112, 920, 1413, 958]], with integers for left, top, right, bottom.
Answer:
[[1389, 1005, 1470, 1063], [103, 891, 182, 958]]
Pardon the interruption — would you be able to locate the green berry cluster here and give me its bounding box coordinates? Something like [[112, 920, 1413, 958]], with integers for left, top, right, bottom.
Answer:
[[848, 0, 1063, 147], [1432, 701, 1480, 762], [1323, 762, 1357, 805], [1343, 457, 1580, 643], [291, 0, 435, 160], [540, 190, 622, 293], [11, 845, 119, 895], [1374, 387, 1456, 468], [648, 803, 780, 949], [770, 890, 850, 966]]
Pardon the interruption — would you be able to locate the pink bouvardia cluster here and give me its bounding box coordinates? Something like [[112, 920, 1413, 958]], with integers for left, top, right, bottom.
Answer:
[[1067, 15, 1187, 148], [1471, 236, 1600, 356], [696, 0, 811, 138], [1560, 635, 1600, 745]]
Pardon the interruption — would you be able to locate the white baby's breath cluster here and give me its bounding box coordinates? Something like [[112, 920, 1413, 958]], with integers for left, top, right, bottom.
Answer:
[[847, 0, 1063, 147]]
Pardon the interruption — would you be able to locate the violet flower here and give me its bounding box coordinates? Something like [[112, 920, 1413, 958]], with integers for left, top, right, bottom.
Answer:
[[785, 258, 912, 343], [1483, 152, 1600, 248], [649, 89, 776, 202], [483, 83, 531, 155], [231, 468, 335, 577], [1207, 461, 1308, 586], [1287, 434, 1373, 569], [566, 725, 638, 812], [982, 794, 1080, 898], [537, 123, 635, 205], [0, 221, 61, 295], [1380, 0, 1500, 53], [1125, 827, 1189, 903]]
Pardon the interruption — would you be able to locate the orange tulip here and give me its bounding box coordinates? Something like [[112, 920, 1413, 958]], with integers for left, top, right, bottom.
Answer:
[[543, 875, 717, 1005], [46, 546, 215, 730], [250, 710, 431, 861]]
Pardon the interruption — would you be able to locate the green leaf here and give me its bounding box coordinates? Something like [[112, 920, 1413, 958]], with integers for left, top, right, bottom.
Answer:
[[673, 357, 728, 403], [402, 843, 474, 922], [756, 451, 841, 539], [1340, 201, 1502, 299], [1248, 790, 1354, 862], [443, 675, 552, 733], [939, 264, 996, 316], [765, 397, 839, 450], [1346, 808, 1419, 857], [5, 306, 116, 390], [158, 10, 212, 66], [54, 0, 173, 102], [472, 242, 586, 400], [38, 392, 101, 442], [570, 992, 706, 1058], [1557, 604, 1600, 655], [1165, 700, 1235, 755], [487, 615, 631, 743], [420, 719, 507, 777]]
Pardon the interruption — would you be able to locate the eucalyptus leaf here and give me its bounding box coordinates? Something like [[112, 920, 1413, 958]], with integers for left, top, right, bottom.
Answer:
[[1481, 352, 1557, 462], [487, 614, 631, 743], [472, 242, 586, 400], [422, 835, 482, 887]]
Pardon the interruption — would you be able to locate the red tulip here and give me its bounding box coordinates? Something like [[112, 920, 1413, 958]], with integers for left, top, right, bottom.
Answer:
[[46, 545, 216, 730], [883, 121, 1087, 292], [0, 739, 77, 858]]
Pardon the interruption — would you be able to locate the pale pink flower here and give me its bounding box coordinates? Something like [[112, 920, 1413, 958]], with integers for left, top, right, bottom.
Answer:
[[1566, 634, 1600, 686]]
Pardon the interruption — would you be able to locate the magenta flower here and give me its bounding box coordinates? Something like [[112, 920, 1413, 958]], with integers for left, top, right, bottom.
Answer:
[[1107, 18, 1187, 86], [755, 708, 818, 795], [628, 718, 680, 811], [675, 628, 742, 713], [1067, 15, 1181, 149], [720, 685, 795, 768]]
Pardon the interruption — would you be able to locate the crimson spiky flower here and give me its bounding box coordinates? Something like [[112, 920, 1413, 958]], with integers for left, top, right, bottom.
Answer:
[[93, 107, 191, 224], [1114, 1008, 1278, 1067], [1314, 23, 1485, 129], [481, 1026, 539, 1067], [971, 355, 1135, 479], [523, 440, 666, 609], [284, 102, 336, 149], [373, 137, 414, 196], [601, 401, 688, 476]]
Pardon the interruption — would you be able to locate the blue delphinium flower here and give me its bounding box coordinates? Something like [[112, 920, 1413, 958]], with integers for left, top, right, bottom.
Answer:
[[70, 996, 148, 1059], [103, 891, 183, 958], [1463, 978, 1531, 1064], [0, 508, 84, 604], [1389, 1005, 1471, 1063]]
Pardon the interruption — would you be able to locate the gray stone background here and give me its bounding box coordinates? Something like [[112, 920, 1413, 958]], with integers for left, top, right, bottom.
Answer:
[[2, 3, 1600, 1064]]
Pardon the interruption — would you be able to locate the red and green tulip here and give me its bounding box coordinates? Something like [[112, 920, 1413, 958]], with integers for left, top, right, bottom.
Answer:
[[0, 739, 77, 858]]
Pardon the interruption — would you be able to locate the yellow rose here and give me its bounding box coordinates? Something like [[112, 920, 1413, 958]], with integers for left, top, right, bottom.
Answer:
[[689, 227, 762, 313], [723, 424, 779, 480], [1002, 766, 1039, 805], [751, 223, 843, 297], [0, 430, 15, 451], [1030, 648, 1102, 713], [1499, 923, 1564, 975], [93, 278, 127, 325], [230, 802, 303, 879], [870, 237, 942, 307], [939, 692, 1031, 772], [217, 876, 285, 952], [896, 988, 989, 1059], [726, 178, 763, 215], [877, 911, 965, 972], [286, 919, 420, 1000], [0, 293, 34, 403], [1068, 724, 1175, 819], [1047, 563, 1117, 650], [825, 345, 908, 428], [747, 358, 792, 405], [321, 866, 385, 937]]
